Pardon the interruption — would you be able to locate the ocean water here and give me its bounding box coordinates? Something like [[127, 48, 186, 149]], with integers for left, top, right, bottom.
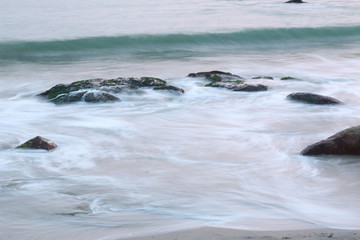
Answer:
[[1, 0, 360, 239]]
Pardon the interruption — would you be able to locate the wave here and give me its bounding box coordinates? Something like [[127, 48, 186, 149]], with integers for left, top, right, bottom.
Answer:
[[1, 25, 360, 62]]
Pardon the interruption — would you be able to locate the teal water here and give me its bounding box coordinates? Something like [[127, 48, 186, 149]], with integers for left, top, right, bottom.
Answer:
[[1, 0, 360, 239]]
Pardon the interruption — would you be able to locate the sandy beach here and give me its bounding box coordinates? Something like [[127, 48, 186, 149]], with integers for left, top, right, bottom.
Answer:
[[123, 227, 360, 240]]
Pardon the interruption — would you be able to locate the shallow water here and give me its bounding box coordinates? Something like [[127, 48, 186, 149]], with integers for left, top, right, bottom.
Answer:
[[1, 0, 360, 239]]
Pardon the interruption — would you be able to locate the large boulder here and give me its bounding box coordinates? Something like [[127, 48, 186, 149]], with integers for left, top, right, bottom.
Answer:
[[188, 71, 244, 82], [287, 92, 342, 105], [301, 126, 360, 156], [16, 136, 57, 151], [39, 77, 167, 104]]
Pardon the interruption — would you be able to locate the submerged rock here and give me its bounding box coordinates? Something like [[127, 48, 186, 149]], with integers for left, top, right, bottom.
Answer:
[[16, 136, 57, 151], [188, 71, 244, 82], [153, 85, 185, 94], [39, 77, 167, 104], [301, 126, 360, 156], [285, 0, 306, 3], [287, 92, 342, 105]]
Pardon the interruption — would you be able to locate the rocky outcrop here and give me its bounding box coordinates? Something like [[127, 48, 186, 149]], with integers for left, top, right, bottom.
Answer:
[[16, 136, 57, 151], [153, 85, 185, 94], [285, 0, 306, 3], [39, 77, 168, 104], [287, 92, 342, 105], [188, 71, 244, 82], [301, 126, 360, 156]]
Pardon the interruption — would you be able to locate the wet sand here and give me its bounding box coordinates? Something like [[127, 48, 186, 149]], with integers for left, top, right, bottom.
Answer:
[[122, 227, 360, 240]]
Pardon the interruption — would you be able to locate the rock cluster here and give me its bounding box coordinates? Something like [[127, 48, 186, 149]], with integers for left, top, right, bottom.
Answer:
[[16, 71, 350, 156], [188, 71, 268, 92]]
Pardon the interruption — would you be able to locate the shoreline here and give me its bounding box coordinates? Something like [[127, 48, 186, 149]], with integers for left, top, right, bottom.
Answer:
[[122, 227, 360, 240]]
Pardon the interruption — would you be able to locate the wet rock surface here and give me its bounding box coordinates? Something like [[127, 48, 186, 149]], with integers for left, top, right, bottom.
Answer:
[[16, 136, 57, 151], [287, 92, 342, 105], [153, 85, 185, 94], [301, 126, 360, 156], [188, 70, 244, 82]]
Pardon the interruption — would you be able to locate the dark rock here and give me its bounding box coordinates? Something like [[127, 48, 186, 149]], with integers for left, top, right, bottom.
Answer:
[[16, 136, 57, 151], [287, 92, 342, 105], [153, 85, 185, 94], [251, 76, 274, 80], [233, 84, 268, 92], [301, 126, 360, 156], [281, 76, 300, 80], [285, 0, 306, 3], [188, 71, 244, 82], [39, 77, 167, 104]]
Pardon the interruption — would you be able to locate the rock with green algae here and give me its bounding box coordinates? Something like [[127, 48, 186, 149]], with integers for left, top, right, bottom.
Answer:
[[16, 136, 57, 151], [39, 77, 167, 104], [301, 126, 360, 156]]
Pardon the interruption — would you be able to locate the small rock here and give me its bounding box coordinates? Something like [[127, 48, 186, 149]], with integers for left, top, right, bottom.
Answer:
[[188, 71, 243, 82], [287, 92, 342, 105], [301, 126, 360, 156], [153, 85, 185, 94], [285, 0, 306, 3], [281, 76, 300, 80], [16, 136, 57, 151]]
